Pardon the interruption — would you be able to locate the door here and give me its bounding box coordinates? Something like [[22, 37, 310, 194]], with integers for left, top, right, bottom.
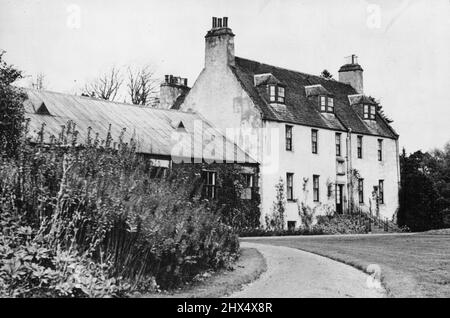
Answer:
[[336, 184, 343, 214]]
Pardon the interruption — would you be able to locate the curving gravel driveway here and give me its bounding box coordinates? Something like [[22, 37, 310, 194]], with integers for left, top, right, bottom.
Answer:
[[230, 242, 386, 298]]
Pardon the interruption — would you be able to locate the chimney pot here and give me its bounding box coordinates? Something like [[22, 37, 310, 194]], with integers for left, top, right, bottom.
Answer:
[[159, 75, 189, 109], [164, 75, 169, 83], [339, 55, 364, 94], [212, 17, 217, 28], [205, 17, 235, 68]]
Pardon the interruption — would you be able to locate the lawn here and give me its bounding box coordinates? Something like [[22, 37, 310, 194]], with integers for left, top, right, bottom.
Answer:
[[242, 232, 450, 298]]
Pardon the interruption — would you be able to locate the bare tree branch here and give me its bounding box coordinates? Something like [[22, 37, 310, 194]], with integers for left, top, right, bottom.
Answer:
[[31, 72, 47, 90], [126, 65, 159, 106], [83, 66, 123, 101]]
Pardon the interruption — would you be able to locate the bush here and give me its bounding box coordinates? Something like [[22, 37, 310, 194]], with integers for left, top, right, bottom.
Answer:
[[313, 214, 368, 235], [241, 214, 369, 237], [0, 123, 239, 296], [0, 214, 131, 297], [0, 51, 26, 158], [240, 227, 324, 237]]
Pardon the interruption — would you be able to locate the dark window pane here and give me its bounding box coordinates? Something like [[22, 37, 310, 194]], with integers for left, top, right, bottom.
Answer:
[[335, 133, 341, 156], [286, 173, 294, 201], [378, 139, 383, 161], [286, 125, 293, 151], [313, 175, 320, 202], [312, 130, 318, 154], [379, 180, 384, 204], [358, 179, 364, 203], [202, 171, 217, 199], [357, 136, 363, 158]]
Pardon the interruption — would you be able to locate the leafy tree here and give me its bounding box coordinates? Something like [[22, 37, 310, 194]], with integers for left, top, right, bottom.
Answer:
[[0, 51, 26, 158], [427, 142, 450, 226], [398, 149, 444, 231], [320, 69, 333, 79]]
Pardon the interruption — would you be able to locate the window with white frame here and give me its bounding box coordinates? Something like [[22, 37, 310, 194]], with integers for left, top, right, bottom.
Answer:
[[285, 125, 293, 151], [379, 180, 384, 204], [319, 96, 334, 113], [269, 85, 285, 104], [313, 175, 320, 202], [335, 133, 342, 157], [358, 178, 364, 204], [378, 139, 383, 161], [286, 173, 294, 201], [336, 159, 345, 175], [327, 97, 334, 113], [202, 170, 217, 199], [311, 129, 318, 154], [269, 85, 276, 102], [363, 104, 376, 120], [357, 135, 363, 159], [278, 86, 285, 103], [320, 96, 326, 112], [370, 105, 376, 119], [241, 173, 255, 200]]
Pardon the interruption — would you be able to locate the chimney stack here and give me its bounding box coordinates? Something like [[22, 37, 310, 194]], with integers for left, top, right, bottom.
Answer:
[[338, 54, 364, 94], [205, 16, 235, 69], [159, 75, 190, 109]]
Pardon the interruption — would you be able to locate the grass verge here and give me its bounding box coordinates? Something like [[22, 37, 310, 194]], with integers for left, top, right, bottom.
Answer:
[[243, 233, 450, 298], [139, 247, 267, 298]]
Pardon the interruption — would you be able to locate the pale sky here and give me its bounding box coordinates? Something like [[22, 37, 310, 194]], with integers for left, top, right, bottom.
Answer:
[[1, 0, 449, 152]]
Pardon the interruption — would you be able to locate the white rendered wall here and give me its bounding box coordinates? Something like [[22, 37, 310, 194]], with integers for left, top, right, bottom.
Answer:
[[350, 133, 400, 220]]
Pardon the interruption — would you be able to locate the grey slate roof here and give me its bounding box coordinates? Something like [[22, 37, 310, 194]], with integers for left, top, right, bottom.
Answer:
[[23, 88, 255, 163], [232, 57, 398, 139]]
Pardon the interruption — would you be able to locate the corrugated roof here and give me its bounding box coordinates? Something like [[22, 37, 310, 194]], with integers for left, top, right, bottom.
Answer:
[[233, 57, 398, 139], [23, 88, 256, 164]]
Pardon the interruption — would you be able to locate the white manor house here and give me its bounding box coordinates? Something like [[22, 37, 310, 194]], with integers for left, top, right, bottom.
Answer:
[[168, 17, 400, 229], [25, 17, 400, 230]]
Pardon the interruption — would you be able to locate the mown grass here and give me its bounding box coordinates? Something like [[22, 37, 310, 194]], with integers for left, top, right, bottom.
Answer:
[[242, 233, 450, 298]]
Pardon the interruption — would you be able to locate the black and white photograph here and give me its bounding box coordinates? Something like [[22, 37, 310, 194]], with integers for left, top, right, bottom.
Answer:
[[0, 0, 449, 303]]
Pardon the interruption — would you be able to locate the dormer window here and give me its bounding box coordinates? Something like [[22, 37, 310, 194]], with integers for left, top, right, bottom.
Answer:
[[328, 97, 334, 112], [320, 96, 326, 111], [269, 85, 285, 104], [277, 86, 285, 103], [363, 104, 376, 120], [319, 96, 334, 113]]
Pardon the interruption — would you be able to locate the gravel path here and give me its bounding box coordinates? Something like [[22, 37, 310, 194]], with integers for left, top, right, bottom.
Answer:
[[230, 242, 386, 298]]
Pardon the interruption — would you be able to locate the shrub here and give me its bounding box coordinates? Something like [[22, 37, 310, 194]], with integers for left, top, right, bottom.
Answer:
[[0, 51, 26, 158], [0, 214, 130, 298], [0, 123, 239, 296], [171, 163, 261, 234], [241, 214, 370, 237], [265, 178, 286, 231], [312, 214, 368, 235]]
